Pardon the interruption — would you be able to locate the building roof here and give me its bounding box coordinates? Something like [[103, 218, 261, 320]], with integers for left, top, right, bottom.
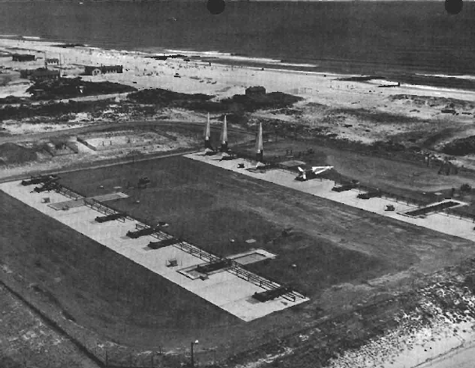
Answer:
[[31, 68, 60, 76]]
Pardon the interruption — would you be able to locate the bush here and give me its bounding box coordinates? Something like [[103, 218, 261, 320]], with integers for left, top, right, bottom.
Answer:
[[0, 143, 37, 165], [128, 89, 213, 105], [460, 183, 472, 193], [464, 274, 475, 293], [27, 77, 137, 100], [128, 88, 302, 113], [50, 137, 69, 150], [443, 136, 475, 156]]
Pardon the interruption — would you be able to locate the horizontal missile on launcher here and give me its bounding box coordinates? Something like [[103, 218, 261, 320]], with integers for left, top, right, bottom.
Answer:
[[295, 166, 333, 181]]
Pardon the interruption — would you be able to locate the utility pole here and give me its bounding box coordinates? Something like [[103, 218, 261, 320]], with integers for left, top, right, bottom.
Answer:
[[191, 340, 199, 368]]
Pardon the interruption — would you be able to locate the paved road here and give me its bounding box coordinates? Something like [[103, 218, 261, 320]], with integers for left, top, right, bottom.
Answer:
[[418, 342, 475, 368], [0, 119, 252, 144], [0, 147, 202, 184]]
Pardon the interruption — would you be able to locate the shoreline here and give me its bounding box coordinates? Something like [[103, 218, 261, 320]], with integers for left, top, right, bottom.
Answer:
[[3, 34, 475, 93]]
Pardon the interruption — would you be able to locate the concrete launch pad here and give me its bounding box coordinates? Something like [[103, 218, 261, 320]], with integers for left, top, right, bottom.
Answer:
[[0, 180, 308, 322], [185, 153, 475, 243], [228, 249, 277, 265]]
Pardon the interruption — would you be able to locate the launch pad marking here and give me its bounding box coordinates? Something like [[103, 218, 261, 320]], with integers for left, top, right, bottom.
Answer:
[[47, 192, 129, 210]]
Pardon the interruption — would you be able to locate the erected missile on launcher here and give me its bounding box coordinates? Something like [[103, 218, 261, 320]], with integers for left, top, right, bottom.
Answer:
[[220, 115, 228, 152], [256, 122, 263, 163], [204, 113, 214, 150]]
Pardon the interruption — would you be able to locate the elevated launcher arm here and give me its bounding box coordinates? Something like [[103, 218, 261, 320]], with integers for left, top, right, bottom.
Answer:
[[126, 226, 160, 239], [95, 212, 127, 223], [196, 259, 232, 274], [22, 174, 59, 186], [252, 286, 291, 302]]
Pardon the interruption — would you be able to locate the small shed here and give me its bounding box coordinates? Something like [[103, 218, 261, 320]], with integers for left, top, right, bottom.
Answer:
[[30, 68, 60, 81], [21, 68, 60, 81], [245, 86, 266, 97], [46, 58, 60, 65]]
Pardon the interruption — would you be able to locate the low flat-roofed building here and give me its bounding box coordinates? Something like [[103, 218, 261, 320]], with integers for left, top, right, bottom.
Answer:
[[21, 68, 60, 81], [245, 86, 266, 97], [84, 65, 123, 76], [31, 68, 60, 81], [12, 53, 36, 62]]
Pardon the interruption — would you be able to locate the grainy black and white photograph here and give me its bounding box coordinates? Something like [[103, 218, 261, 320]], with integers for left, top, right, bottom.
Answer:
[[0, 0, 474, 367]]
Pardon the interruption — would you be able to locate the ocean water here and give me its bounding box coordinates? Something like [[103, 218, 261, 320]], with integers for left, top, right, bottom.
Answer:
[[1, 1, 474, 76]]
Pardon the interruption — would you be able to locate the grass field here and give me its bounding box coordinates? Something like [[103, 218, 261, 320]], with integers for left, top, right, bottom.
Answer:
[[58, 156, 396, 291], [0, 284, 100, 368], [58, 156, 475, 292], [3, 154, 475, 360]]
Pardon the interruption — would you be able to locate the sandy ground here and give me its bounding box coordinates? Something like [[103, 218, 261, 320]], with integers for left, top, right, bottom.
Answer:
[[2, 38, 474, 105], [3, 38, 475, 176], [2, 38, 475, 142], [418, 342, 475, 368], [328, 318, 475, 368]]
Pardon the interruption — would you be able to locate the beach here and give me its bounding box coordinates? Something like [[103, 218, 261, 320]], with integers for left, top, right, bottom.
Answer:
[[2, 37, 475, 129]]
